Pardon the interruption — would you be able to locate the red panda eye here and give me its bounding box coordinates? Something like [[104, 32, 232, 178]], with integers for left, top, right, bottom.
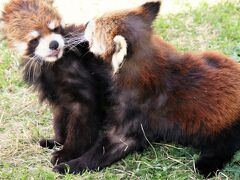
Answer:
[[53, 26, 62, 33], [29, 38, 39, 47]]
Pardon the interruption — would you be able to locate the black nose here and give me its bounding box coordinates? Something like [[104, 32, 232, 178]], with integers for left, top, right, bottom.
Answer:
[[49, 40, 59, 50]]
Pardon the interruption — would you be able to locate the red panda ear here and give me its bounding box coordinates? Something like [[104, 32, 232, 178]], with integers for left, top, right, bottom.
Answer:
[[140, 1, 161, 24], [112, 35, 128, 74]]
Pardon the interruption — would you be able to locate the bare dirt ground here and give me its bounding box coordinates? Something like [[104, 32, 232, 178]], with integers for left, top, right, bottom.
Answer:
[[1, 0, 223, 24]]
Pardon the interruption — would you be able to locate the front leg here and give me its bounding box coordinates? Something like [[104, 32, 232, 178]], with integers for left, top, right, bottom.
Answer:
[[51, 103, 99, 165], [39, 106, 69, 149], [53, 128, 140, 174], [53, 104, 152, 174]]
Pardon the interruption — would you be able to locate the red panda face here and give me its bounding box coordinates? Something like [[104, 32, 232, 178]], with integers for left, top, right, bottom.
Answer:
[[2, 0, 65, 63], [26, 22, 65, 62]]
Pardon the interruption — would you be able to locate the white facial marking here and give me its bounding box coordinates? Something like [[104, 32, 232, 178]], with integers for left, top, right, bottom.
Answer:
[[35, 33, 65, 62], [14, 42, 28, 55], [28, 30, 40, 39], [112, 35, 128, 74], [48, 20, 56, 30], [84, 20, 107, 56], [60, 20, 65, 28]]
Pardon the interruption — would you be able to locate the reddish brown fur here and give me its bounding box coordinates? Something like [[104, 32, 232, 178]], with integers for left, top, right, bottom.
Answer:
[[147, 38, 240, 134], [52, 2, 240, 176], [91, 3, 240, 135], [2, 0, 61, 47]]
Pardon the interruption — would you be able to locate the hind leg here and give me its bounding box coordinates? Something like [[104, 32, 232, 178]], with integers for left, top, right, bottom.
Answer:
[[53, 119, 150, 174], [52, 129, 142, 174], [196, 147, 235, 177]]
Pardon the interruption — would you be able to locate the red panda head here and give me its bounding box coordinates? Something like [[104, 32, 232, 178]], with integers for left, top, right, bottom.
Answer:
[[84, 1, 161, 73], [1, 0, 65, 62]]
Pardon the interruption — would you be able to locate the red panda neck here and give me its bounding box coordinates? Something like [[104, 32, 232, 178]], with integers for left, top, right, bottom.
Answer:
[[116, 35, 178, 91]]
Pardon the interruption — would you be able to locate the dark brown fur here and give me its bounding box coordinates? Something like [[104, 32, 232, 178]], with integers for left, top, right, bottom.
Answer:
[[1, 0, 110, 165], [53, 1, 240, 177]]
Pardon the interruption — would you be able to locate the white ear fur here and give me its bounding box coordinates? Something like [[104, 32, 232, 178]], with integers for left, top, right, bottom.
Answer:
[[112, 35, 127, 74]]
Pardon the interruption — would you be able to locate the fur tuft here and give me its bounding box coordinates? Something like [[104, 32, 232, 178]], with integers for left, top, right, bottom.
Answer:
[[112, 35, 128, 74]]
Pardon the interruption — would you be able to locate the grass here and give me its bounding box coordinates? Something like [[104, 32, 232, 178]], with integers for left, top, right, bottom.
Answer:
[[0, 0, 240, 179]]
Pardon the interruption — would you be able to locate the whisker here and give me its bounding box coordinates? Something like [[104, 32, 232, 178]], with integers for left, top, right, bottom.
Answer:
[[33, 61, 37, 82], [23, 55, 42, 82], [23, 58, 33, 70], [64, 34, 84, 39], [64, 33, 86, 47], [28, 59, 34, 81], [63, 31, 84, 37], [65, 37, 87, 49]]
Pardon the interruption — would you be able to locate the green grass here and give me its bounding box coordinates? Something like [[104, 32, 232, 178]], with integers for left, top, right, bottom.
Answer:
[[1, 1, 240, 179]]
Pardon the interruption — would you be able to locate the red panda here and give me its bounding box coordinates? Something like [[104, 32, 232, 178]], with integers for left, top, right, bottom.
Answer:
[[53, 1, 240, 177], [1, 0, 110, 165]]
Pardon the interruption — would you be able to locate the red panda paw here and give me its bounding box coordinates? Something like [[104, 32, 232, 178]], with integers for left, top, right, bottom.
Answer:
[[39, 139, 55, 149], [53, 159, 85, 175], [195, 156, 224, 178], [51, 150, 69, 165]]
